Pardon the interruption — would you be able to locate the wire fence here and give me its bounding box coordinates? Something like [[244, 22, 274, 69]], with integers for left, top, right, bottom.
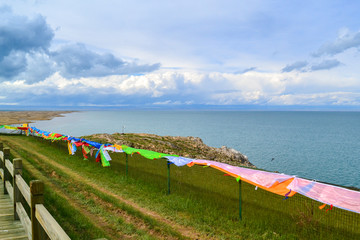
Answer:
[[111, 149, 360, 239], [1, 130, 359, 239]]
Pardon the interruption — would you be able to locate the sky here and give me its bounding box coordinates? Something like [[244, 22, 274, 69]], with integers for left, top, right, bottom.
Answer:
[[1, 0, 360, 109]]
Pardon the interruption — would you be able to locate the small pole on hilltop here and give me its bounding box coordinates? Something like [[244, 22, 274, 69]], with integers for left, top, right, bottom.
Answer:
[[122, 125, 125, 135]]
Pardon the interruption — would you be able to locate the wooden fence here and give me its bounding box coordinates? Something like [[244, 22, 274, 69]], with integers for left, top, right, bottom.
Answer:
[[0, 142, 71, 240]]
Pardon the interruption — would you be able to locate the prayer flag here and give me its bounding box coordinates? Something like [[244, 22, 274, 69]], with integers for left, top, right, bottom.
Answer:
[[319, 203, 326, 210]]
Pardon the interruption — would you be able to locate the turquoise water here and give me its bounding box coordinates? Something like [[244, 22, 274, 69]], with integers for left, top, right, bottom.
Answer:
[[33, 111, 360, 188]]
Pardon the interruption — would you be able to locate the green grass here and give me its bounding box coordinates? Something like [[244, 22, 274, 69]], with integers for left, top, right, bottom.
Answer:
[[10, 143, 112, 239], [2, 134, 360, 240]]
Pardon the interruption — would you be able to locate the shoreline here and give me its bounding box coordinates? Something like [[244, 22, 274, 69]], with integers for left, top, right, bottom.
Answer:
[[0, 110, 75, 125]]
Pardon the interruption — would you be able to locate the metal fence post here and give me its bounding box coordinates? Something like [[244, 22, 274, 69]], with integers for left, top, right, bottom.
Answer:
[[30, 180, 44, 240], [239, 179, 242, 220], [3, 148, 10, 194], [13, 158, 22, 220], [167, 162, 171, 195], [125, 154, 128, 177]]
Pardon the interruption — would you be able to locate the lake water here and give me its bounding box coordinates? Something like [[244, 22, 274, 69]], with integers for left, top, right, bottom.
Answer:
[[32, 111, 360, 188]]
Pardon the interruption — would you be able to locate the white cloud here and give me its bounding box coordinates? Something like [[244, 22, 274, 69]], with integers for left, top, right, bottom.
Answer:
[[0, 67, 359, 107], [269, 92, 360, 106]]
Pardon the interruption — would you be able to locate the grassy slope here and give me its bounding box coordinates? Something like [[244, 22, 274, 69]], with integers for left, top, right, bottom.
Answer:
[[0, 134, 359, 240]]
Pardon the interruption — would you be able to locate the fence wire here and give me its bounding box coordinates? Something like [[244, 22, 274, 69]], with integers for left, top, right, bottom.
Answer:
[[2, 132, 359, 239]]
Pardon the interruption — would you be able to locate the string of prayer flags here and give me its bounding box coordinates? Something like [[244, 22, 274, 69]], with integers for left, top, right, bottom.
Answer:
[[2, 124, 360, 214]]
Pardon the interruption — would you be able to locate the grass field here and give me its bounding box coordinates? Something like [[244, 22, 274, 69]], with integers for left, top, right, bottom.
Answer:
[[0, 134, 359, 239]]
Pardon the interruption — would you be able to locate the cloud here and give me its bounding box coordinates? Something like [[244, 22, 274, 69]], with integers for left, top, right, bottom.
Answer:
[[282, 61, 308, 72], [313, 30, 360, 57], [0, 6, 53, 80], [20, 52, 57, 83], [0, 70, 287, 106], [0, 7, 53, 60], [236, 67, 257, 74], [310, 59, 341, 71], [0, 51, 27, 78], [1, 69, 360, 107], [50, 43, 160, 78], [0, 6, 160, 82], [268, 92, 360, 106]]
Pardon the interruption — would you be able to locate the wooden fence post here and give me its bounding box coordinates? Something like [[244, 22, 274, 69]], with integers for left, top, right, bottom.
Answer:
[[3, 147, 10, 194], [13, 158, 22, 220], [0, 142, 3, 171], [30, 180, 44, 240]]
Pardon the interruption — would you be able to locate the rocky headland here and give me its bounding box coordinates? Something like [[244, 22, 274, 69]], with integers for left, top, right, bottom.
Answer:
[[84, 133, 255, 168]]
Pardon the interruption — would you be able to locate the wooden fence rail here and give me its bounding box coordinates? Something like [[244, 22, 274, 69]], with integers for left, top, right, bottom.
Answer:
[[0, 143, 71, 240]]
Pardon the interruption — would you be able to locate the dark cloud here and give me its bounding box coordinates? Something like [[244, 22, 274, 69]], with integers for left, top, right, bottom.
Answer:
[[0, 6, 159, 82], [282, 61, 308, 72], [313, 31, 360, 57], [310, 59, 341, 71], [50, 43, 160, 78], [0, 7, 54, 60], [0, 51, 27, 78]]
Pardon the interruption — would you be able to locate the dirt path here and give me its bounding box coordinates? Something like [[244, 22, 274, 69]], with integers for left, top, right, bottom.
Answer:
[[1, 136, 205, 240]]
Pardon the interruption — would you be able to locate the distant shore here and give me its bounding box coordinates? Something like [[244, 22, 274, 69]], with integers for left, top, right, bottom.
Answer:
[[0, 111, 74, 125]]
